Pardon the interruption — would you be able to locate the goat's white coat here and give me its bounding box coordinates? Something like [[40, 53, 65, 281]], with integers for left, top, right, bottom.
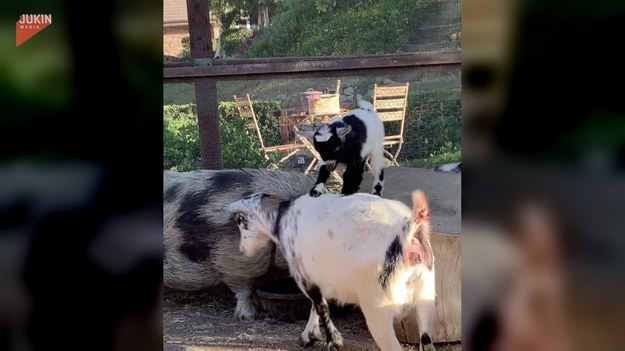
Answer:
[[228, 192, 436, 351], [305, 100, 386, 196]]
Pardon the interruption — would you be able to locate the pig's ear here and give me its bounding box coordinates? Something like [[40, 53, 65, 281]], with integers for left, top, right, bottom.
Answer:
[[411, 190, 430, 224]]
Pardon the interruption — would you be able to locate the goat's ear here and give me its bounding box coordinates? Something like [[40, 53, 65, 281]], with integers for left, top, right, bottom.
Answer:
[[336, 124, 352, 139], [297, 129, 317, 139], [411, 190, 430, 224], [260, 195, 285, 213], [224, 199, 246, 215]]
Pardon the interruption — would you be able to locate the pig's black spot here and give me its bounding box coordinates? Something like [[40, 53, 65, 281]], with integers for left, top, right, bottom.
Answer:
[[164, 183, 181, 203]]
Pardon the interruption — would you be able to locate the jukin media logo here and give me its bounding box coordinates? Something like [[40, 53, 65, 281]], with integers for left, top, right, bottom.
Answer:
[[16, 14, 52, 47]]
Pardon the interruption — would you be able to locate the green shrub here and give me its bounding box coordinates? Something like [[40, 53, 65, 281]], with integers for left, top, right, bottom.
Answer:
[[164, 101, 282, 170], [163, 104, 201, 171], [218, 113, 271, 169], [180, 37, 218, 61], [398, 88, 461, 161], [244, 0, 432, 58], [221, 28, 254, 57], [181, 37, 191, 60], [402, 141, 461, 168], [219, 100, 281, 147]]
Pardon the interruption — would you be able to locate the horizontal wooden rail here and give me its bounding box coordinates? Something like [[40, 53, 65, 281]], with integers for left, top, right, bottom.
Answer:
[[163, 51, 460, 83]]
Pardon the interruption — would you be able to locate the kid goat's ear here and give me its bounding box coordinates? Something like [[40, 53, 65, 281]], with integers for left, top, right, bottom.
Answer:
[[336, 125, 352, 139]]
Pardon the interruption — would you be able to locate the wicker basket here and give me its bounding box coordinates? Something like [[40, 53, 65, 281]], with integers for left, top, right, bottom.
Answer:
[[309, 94, 340, 115], [300, 89, 323, 113]]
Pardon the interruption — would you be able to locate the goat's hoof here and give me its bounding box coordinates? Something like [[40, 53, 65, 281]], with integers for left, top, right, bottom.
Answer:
[[326, 333, 344, 350], [309, 189, 322, 197], [299, 335, 317, 347], [309, 183, 325, 197], [300, 329, 321, 347], [420, 333, 436, 351]]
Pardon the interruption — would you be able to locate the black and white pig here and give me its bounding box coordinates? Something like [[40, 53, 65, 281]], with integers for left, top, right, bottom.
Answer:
[[163, 168, 315, 319]]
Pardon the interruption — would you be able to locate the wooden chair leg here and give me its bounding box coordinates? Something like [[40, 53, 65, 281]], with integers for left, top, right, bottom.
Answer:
[[331, 171, 343, 184], [392, 142, 403, 166], [278, 149, 300, 164], [263, 152, 280, 170], [305, 158, 317, 174], [383, 149, 400, 167]]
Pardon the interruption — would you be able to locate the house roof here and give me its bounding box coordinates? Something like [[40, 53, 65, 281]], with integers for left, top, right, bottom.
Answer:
[[164, 0, 188, 26]]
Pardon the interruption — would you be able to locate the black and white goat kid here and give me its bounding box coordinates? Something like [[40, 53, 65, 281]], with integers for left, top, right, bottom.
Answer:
[[299, 100, 386, 197]]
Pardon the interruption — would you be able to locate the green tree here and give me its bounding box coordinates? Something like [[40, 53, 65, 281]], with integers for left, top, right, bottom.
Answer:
[[212, 0, 282, 29]]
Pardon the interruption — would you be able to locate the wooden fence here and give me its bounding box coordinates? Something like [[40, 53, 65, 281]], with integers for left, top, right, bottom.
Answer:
[[164, 52, 461, 169]]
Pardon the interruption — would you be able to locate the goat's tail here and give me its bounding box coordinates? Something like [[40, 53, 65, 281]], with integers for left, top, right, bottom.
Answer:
[[356, 97, 375, 112]]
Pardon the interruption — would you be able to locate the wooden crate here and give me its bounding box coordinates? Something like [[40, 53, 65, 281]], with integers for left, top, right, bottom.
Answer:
[[393, 232, 461, 344]]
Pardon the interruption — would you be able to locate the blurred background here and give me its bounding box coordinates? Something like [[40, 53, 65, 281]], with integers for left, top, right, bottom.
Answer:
[[2, 0, 625, 350], [462, 0, 625, 351], [1, 0, 163, 350]]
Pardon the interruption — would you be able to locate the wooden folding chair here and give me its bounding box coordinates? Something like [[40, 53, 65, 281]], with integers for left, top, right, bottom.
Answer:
[[373, 82, 410, 167], [234, 94, 305, 169]]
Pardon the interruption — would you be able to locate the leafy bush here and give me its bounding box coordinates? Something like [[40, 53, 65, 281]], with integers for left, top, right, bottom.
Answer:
[[243, 0, 432, 58], [221, 28, 254, 57], [219, 100, 282, 147], [164, 104, 202, 171], [403, 141, 461, 168], [236, 28, 265, 57], [180, 37, 218, 61], [181, 37, 191, 60], [241, 0, 317, 58], [218, 113, 271, 169], [164, 101, 282, 171], [385, 88, 459, 161]]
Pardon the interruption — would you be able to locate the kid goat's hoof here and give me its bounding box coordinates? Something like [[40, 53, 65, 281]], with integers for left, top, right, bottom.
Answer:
[[309, 183, 325, 197]]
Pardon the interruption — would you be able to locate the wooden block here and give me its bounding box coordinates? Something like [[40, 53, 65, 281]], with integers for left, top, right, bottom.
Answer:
[[393, 232, 461, 344]]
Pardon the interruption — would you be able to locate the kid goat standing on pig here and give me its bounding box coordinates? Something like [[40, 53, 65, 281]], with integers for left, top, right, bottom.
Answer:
[[227, 190, 437, 351], [299, 100, 386, 197]]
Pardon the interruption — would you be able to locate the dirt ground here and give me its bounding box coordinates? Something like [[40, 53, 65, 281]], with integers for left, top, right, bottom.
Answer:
[[164, 288, 461, 351]]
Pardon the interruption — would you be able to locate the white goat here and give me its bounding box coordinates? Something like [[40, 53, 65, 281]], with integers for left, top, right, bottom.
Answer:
[[227, 190, 437, 351], [299, 100, 386, 197]]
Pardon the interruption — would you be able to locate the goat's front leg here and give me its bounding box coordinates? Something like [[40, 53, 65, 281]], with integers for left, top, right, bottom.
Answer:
[[310, 165, 331, 197], [305, 285, 343, 350], [300, 304, 322, 347], [341, 158, 365, 195]]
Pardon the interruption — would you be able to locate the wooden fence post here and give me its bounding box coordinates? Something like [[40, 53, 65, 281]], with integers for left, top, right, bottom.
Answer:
[[186, 0, 222, 169]]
